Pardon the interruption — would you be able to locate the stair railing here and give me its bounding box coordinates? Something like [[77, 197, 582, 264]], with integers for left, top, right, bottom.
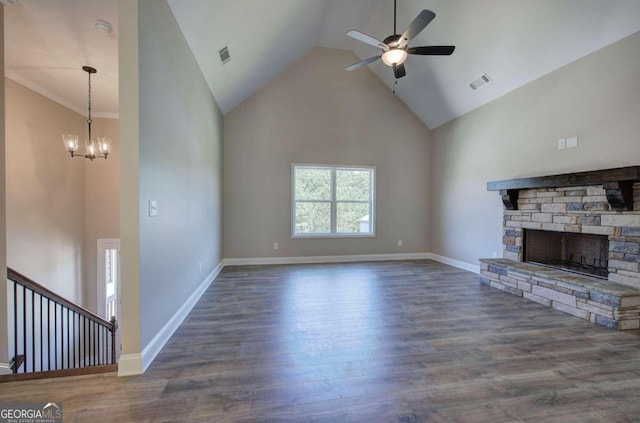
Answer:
[[7, 268, 117, 374]]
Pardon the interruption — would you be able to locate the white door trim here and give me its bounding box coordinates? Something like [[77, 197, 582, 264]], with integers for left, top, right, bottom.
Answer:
[[97, 239, 121, 319]]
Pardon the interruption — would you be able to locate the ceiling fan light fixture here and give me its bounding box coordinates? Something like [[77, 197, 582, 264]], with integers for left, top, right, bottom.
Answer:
[[381, 49, 407, 66]]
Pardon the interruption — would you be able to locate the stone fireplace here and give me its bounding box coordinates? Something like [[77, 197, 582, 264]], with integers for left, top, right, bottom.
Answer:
[[480, 166, 640, 330]]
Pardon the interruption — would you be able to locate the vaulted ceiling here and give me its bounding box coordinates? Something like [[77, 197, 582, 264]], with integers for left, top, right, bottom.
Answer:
[[5, 0, 640, 128]]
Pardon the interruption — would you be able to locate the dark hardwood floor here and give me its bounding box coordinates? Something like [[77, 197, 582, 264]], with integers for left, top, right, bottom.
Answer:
[[3, 260, 640, 422]]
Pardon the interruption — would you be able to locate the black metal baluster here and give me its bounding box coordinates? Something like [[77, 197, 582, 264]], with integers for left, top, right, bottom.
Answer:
[[23, 285, 27, 373], [54, 301, 58, 370], [98, 324, 102, 365], [93, 321, 96, 366], [40, 295, 43, 372], [67, 309, 70, 369], [81, 315, 84, 367], [12, 281, 17, 373], [32, 289, 35, 372], [83, 315, 87, 367], [71, 311, 78, 367], [46, 298, 51, 371]]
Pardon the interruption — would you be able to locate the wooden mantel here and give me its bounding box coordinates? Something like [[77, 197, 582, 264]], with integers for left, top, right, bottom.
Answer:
[[487, 166, 640, 211]]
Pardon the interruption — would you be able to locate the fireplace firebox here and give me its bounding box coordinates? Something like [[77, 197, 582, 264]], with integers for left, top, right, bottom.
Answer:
[[524, 229, 609, 279]]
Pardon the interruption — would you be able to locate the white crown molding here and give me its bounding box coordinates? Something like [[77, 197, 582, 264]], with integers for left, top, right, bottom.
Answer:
[[5, 71, 119, 119]]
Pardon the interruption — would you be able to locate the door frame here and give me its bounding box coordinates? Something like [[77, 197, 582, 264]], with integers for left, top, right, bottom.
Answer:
[[96, 239, 121, 320]]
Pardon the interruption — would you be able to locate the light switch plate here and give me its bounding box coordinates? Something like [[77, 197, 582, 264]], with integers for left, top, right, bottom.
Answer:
[[149, 200, 158, 217], [558, 138, 566, 150]]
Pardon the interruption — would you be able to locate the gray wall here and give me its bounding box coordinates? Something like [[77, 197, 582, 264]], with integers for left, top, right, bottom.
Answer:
[[138, 0, 223, 347], [223, 48, 432, 258], [430, 31, 640, 267]]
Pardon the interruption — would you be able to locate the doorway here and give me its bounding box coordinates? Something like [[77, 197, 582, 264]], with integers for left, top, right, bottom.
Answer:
[[97, 239, 121, 360]]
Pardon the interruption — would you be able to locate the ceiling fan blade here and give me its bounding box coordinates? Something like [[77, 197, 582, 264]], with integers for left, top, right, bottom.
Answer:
[[346, 30, 389, 51], [407, 46, 456, 56], [345, 55, 382, 71], [393, 63, 406, 79], [399, 10, 436, 46]]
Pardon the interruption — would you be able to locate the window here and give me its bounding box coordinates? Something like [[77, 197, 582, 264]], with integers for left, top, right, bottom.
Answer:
[[292, 164, 375, 237]]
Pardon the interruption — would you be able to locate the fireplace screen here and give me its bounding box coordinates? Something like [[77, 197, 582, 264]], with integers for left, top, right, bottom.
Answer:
[[523, 229, 609, 278]]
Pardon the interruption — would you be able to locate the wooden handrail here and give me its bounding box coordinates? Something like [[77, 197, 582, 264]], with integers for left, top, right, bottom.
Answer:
[[7, 267, 116, 332]]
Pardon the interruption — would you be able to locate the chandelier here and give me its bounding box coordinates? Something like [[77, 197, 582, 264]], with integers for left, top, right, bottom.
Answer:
[[62, 66, 111, 160]]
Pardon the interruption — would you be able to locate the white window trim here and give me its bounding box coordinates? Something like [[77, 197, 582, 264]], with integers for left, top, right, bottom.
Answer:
[[291, 164, 376, 238]]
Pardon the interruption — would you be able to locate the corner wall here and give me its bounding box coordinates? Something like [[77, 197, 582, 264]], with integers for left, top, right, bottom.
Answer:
[[138, 0, 223, 349], [223, 48, 432, 259], [430, 31, 640, 268]]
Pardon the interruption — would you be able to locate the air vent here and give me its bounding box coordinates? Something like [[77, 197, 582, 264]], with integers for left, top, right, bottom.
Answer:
[[0, 0, 19, 5], [469, 73, 492, 90], [218, 46, 231, 65]]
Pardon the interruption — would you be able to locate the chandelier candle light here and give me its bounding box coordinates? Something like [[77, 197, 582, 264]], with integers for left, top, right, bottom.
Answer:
[[62, 66, 111, 160]]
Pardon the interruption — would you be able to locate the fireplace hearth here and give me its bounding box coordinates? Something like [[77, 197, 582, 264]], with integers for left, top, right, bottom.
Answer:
[[481, 166, 640, 330], [524, 229, 608, 278]]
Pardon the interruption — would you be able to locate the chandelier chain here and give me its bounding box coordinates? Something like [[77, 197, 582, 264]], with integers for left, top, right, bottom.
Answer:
[[87, 70, 93, 143]]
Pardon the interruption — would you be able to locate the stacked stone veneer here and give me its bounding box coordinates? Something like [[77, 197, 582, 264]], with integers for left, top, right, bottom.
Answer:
[[502, 183, 640, 288], [480, 182, 640, 330], [480, 259, 640, 330]]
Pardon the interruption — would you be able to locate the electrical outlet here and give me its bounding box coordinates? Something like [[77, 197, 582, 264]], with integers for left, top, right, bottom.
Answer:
[[273, 242, 279, 250], [566, 136, 578, 148], [492, 252, 498, 258], [397, 240, 403, 247]]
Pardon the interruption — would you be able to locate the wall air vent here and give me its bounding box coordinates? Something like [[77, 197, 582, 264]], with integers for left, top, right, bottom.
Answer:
[[218, 46, 231, 65], [469, 73, 492, 90]]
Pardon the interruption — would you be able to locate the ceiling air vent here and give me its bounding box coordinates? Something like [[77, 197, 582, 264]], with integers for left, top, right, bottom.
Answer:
[[469, 73, 492, 90], [218, 46, 231, 65]]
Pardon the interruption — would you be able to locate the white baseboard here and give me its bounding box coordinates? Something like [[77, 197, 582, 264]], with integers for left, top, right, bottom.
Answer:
[[117, 353, 143, 376], [428, 253, 480, 274], [0, 362, 11, 375], [118, 260, 224, 377], [223, 252, 432, 266]]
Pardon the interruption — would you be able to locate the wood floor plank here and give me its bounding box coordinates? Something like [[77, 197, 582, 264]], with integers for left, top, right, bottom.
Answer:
[[3, 260, 640, 421]]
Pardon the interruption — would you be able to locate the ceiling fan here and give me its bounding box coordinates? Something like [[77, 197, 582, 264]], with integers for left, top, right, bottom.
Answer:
[[345, 0, 455, 79]]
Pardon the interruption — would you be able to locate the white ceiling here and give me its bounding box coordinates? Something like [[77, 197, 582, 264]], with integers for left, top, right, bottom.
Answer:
[[5, 0, 640, 128], [4, 0, 118, 118]]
